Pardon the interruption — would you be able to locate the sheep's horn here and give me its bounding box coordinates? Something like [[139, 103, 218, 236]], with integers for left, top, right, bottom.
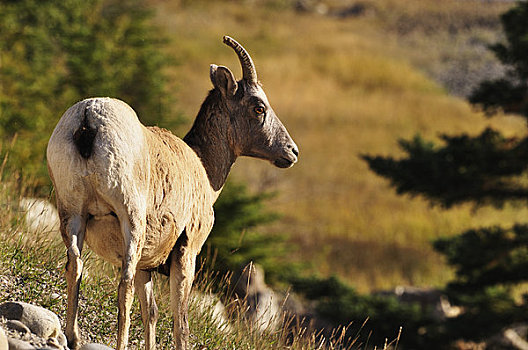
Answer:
[[223, 36, 257, 84]]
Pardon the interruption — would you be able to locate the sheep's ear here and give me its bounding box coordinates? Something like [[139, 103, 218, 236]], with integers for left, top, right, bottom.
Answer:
[[210, 64, 238, 98]]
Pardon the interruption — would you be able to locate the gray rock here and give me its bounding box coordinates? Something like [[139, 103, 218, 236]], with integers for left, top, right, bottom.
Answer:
[[235, 264, 267, 296], [0, 328, 8, 350], [487, 323, 528, 350], [7, 337, 36, 350], [56, 333, 67, 348], [46, 336, 64, 349], [235, 264, 281, 331], [374, 286, 462, 320], [193, 293, 230, 332], [282, 292, 306, 316], [79, 344, 113, 350], [19, 198, 59, 234], [0, 302, 63, 339], [6, 320, 31, 335]]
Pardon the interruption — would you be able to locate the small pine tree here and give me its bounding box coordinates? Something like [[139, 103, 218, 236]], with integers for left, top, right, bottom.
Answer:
[[363, 1, 528, 345], [199, 181, 298, 287], [432, 225, 528, 340]]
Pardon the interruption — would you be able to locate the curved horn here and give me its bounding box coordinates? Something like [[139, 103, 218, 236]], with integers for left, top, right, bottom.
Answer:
[[223, 35, 257, 83]]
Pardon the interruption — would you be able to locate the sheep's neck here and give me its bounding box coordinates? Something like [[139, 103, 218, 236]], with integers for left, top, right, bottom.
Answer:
[[183, 91, 237, 193]]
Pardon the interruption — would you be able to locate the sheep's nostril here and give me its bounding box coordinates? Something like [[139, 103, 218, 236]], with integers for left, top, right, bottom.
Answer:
[[291, 145, 299, 157]]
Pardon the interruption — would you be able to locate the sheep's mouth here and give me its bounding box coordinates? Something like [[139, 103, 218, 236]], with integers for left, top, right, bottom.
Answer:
[[274, 157, 296, 168]]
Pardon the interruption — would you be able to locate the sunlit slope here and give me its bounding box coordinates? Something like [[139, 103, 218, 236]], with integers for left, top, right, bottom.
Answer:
[[154, 1, 524, 291]]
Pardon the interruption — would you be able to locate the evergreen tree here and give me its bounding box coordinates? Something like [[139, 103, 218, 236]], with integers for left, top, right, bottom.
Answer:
[[469, 2, 528, 117], [363, 2, 528, 344], [0, 0, 176, 189], [200, 181, 298, 287]]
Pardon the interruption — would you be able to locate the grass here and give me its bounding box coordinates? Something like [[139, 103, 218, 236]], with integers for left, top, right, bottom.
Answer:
[[0, 172, 381, 349], [148, 0, 522, 292]]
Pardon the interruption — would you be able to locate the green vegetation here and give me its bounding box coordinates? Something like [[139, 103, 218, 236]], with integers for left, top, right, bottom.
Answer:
[[206, 183, 422, 348], [1, 0, 520, 295], [0, 0, 176, 189]]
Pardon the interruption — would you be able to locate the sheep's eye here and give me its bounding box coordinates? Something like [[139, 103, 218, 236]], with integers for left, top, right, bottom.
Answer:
[[254, 106, 265, 115]]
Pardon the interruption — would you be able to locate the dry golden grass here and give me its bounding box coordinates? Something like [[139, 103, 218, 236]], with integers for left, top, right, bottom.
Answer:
[[150, 0, 521, 292]]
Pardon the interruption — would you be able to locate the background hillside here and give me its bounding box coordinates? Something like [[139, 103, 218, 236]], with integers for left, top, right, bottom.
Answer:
[[150, 0, 524, 292]]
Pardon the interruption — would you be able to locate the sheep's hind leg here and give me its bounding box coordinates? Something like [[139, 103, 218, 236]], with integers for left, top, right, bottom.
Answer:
[[169, 230, 195, 350], [61, 214, 87, 350], [116, 214, 146, 350], [135, 269, 158, 350]]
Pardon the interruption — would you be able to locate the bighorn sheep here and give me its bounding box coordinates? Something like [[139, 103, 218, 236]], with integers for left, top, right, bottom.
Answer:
[[46, 36, 298, 350]]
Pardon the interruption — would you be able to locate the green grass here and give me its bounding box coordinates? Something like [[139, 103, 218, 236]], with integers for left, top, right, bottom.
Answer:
[[147, 0, 522, 292]]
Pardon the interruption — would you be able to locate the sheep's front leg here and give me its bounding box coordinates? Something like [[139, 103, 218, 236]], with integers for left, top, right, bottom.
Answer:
[[116, 216, 146, 350], [62, 214, 87, 350], [135, 270, 158, 350], [169, 231, 196, 350]]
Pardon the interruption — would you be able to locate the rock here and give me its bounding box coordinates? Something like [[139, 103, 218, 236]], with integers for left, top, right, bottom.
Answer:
[[79, 344, 114, 350], [250, 288, 280, 331], [56, 333, 67, 348], [47, 336, 64, 349], [235, 264, 266, 296], [193, 293, 230, 332], [19, 198, 60, 234], [487, 324, 528, 350], [0, 303, 67, 350], [7, 337, 36, 350], [0, 302, 63, 339], [375, 286, 462, 321], [332, 3, 371, 18], [0, 328, 7, 350], [282, 292, 306, 317], [235, 264, 281, 331], [6, 320, 31, 335]]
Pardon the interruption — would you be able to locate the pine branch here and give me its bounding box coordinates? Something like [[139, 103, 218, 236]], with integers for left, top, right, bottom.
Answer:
[[362, 129, 528, 208]]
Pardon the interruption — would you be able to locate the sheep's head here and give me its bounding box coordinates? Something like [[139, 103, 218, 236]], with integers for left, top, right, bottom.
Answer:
[[210, 36, 298, 168]]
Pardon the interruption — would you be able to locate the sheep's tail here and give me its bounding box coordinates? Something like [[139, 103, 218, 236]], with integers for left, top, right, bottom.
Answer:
[[72, 105, 97, 159]]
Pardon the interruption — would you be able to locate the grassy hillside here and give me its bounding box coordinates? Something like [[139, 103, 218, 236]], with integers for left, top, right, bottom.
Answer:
[[0, 179, 359, 349], [152, 0, 524, 292]]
